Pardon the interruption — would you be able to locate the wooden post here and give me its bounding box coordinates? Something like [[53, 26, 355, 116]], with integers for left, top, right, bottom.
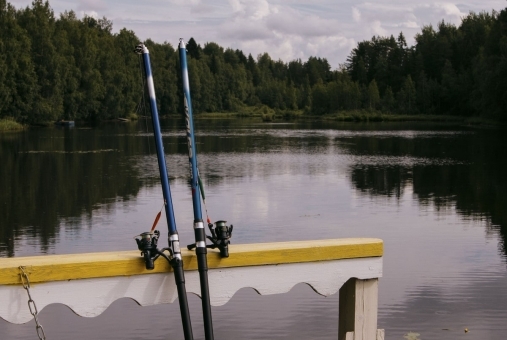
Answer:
[[338, 278, 380, 340]]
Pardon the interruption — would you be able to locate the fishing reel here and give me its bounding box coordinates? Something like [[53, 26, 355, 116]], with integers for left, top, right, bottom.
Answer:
[[135, 230, 172, 270], [208, 220, 233, 257], [188, 220, 233, 257]]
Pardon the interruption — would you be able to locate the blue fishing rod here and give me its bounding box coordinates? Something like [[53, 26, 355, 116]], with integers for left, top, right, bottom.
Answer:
[[134, 43, 193, 340], [178, 38, 221, 340]]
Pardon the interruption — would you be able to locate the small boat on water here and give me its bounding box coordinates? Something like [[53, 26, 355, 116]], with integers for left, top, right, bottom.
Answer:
[[55, 120, 75, 127]]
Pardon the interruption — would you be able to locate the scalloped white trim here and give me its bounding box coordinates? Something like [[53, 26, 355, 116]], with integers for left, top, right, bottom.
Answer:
[[0, 257, 382, 324]]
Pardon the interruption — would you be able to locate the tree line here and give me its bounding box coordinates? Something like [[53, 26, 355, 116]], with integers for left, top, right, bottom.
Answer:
[[343, 10, 507, 120], [1, 0, 506, 124]]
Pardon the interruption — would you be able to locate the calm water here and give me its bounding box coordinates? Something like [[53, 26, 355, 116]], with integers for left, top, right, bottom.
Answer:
[[1, 119, 507, 339]]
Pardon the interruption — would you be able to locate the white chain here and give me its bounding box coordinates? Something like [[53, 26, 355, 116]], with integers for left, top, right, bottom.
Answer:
[[19, 266, 46, 340]]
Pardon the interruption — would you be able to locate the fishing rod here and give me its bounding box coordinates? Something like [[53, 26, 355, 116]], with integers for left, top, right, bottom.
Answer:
[[178, 38, 214, 340], [177, 42, 233, 258], [134, 43, 193, 340], [179, 38, 234, 340]]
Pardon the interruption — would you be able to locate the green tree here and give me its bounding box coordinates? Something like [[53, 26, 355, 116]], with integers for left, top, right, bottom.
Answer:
[[0, 0, 37, 121], [416, 71, 435, 114], [367, 79, 380, 109], [187, 37, 201, 60], [17, 0, 63, 123], [54, 11, 81, 120], [397, 75, 417, 114], [472, 8, 507, 120], [381, 86, 396, 112], [145, 40, 178, 114], [113, 28, 142, 116], [310, 83, 328, 115]]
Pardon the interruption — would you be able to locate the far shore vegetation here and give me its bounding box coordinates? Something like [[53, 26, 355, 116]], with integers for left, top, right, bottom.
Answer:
[[0, 118, 24, 132], [1, 0, 507, 127], [190, 106, 495, 126]]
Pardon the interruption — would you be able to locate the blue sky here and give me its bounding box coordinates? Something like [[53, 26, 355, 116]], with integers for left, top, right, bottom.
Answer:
[[9, 0, 506, 68]]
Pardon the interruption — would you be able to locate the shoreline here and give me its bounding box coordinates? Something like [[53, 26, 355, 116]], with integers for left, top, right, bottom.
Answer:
[[2, 111, 505, 131]]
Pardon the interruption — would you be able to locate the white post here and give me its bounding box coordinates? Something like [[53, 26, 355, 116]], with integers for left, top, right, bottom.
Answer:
[[339, 278, 383, 340]]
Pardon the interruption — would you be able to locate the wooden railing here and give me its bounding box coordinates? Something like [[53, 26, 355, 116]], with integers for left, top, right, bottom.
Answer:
[[0, 238, 384, 340]]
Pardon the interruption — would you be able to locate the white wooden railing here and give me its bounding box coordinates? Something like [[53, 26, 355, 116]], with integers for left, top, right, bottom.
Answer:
[[0, 238, 384, 339]]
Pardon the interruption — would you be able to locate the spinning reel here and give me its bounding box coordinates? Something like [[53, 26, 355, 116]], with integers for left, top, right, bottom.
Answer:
[[188, 220, 233, 258], [135, 230, 173, 270]]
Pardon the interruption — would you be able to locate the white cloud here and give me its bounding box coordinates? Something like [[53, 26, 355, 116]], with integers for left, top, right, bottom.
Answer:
[[370, 20, 388, 36], [350, 2, 471, 45], [220, 20, 273, 40], [79, 10, 99, 19], [228, 0, 273, 20], [228, 0, 242, 12], [78, 0, 106, 11], [191, 3, 216, 14], [169, 0, 201, 6], [265, 8, 339, 37], [398, 21, 419, 29], [352, 7, 361, 22], [435, 3, 465, 17]]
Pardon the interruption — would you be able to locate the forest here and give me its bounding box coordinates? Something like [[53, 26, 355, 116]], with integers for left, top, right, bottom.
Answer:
[[0, 0, 506, 124]]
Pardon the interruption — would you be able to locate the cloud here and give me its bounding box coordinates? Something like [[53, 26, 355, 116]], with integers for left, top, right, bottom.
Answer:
[[220, 20, 273, 40], [266, 9, 340, 37], [228, 0, 242, 12], [169, 0, 201, 6], [352, 7, 361, 23], [77, 0, 107, 12], [79, 10, 99, 19], [191, 3, 216, 14], [398, 21, 419, 29], [370, 20, 388, 36], [228, 0, 272, 20], [349, 2, 469, 45], [414, 3, 466, 26]]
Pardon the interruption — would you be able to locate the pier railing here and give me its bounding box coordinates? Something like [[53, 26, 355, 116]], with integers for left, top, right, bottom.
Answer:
[[0, 238, 384, 340]]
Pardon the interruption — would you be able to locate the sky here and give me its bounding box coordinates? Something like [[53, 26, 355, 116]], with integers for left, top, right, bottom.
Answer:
[[8, 0, 506, 68]]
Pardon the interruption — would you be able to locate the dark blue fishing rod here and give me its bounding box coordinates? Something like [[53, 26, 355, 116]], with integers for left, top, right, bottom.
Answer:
[[134, 43, 193, 340], [178, 38, 214, 340]]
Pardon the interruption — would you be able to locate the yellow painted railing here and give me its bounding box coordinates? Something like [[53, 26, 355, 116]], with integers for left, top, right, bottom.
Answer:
[[0, 238, 384, 340], [0, 238, 382, 285]]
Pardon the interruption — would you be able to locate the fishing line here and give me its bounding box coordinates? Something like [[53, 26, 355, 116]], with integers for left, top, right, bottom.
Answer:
[[198, 173, 211, 225]]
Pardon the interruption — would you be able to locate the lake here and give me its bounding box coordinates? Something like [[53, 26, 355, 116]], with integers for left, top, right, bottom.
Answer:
[[1, 118, 506, 339]]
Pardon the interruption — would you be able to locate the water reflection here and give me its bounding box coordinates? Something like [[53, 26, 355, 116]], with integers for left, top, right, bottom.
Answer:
[[342, 129, 507, 256], [0, 125, 150, 256]]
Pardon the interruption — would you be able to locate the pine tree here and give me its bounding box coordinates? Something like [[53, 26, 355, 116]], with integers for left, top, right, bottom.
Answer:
[[367, 79, 380, 110], [397, 75, 417, 114], [381, 86, 395, 112], [186, 37, 201, 60]]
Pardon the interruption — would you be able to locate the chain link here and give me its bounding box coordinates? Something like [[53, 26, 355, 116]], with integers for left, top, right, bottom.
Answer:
[[19, 266, 46, 340]]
